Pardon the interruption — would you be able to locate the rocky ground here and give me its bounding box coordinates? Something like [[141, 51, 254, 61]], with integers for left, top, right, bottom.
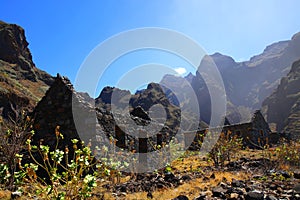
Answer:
[[100, 156, 300, 200], [0, 150, 300, 200]]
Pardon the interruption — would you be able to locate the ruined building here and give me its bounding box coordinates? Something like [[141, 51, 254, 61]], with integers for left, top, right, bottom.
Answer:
[[188, 110, 273, 149]]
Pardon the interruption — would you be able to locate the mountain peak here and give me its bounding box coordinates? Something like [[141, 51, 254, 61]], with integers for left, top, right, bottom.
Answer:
[[210, 52, 237, 70], [0, 21, 53, 118], [185, 72, 194, 83], [248, 41, 289, 64], [291, 31, 300, 41], [0, 21, 34, 71], [211, 52, 236, 62], [146, 82, 163, 91]]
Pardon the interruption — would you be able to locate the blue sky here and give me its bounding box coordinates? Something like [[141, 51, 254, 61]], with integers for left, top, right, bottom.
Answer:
[[1, 0, 300, 94]]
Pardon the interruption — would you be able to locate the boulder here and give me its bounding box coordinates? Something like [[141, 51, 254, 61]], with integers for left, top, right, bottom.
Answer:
[[245, 191, 264, 200], [172, 195, 189, 200]]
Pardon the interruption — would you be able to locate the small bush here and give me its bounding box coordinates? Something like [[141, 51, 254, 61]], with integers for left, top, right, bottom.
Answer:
[[16, 128, 100, 199], [275, 139, 300, 169], [206, 130, 243, 167], [0, 105, 32, 189]]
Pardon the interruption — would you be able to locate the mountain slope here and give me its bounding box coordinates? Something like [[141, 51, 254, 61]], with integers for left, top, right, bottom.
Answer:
[[0, 21, 53, 118], [262, 59, 300, 139], [160, 32, 300, 124], [211, 33, 300, 109]]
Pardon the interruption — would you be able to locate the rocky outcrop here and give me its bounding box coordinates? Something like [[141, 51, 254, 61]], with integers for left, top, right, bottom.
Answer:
[[129, 83, 181, 131], [0, 21, 53, 118], [284, 99, 300, 138], [262, 59, 300, 139], [95, 82, 183, 150], [96, 83, 182, 129], [0, 21, 53, 84], [0, 21, 34, 72], [95, 86, 131, 111]]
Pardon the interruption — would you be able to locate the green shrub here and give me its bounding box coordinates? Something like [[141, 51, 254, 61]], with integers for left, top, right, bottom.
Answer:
[[275, 139, 300, 169], [206, 130, 243, 167], [16, 127, 100, 199]]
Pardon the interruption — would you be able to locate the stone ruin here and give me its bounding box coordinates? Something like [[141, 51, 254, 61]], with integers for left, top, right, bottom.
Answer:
[[31, 74, 97, 153], [30, 74, 286, 172], [30, 74, 182, 171], [187, 110, 282, 150]]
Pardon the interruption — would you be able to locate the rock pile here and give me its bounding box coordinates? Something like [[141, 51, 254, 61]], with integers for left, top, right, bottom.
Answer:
[[109, 157, 300, 200], [111, 172, 188, 193], [202, 176, 300, 200]]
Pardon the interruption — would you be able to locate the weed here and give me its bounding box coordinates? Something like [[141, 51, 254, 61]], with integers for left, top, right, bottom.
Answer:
[[0, 104, 32, 190], [15, 128, 100, 199], [275, 139, 300, 169], [205, 130, 243, 167]]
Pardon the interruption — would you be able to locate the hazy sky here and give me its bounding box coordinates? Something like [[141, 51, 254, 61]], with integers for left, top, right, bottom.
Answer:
[[1, 0, 300, 93]]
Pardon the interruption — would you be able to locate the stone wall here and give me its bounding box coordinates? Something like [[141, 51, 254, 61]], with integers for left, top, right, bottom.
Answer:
[[31, 74, 96, 152], [186, 110, 275, 150]]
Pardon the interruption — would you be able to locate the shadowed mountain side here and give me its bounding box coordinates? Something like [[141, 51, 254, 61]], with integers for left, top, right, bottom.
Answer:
[[262, 59, 300, 139], [160, 32, 300, 124]]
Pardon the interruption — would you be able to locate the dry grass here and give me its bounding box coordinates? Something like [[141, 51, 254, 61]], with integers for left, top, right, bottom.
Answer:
[[171, 153, 210, 172], [0, 190, 11, 200], [98, 148, 282, 199], [0, 62, 49, 107], [98, 150, 255, 200]]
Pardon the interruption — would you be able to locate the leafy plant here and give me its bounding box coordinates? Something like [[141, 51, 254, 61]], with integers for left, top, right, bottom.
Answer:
[[206, 130, 243, 167], [275, 139, 300, 169], [0, 104, 32, 190], [0, 163, 11, 185], [164, 163, 172, 173], [16, 127, 100, 199]]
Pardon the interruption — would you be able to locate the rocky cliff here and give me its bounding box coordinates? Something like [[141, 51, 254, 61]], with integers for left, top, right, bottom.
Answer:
[[262, 59, 300, 139], [95, 82, 182, 134], [160, 32, 300, 124], [0, 21, 53, 118], [221, 34, 299, 110], [95, 32, 300, 127]]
